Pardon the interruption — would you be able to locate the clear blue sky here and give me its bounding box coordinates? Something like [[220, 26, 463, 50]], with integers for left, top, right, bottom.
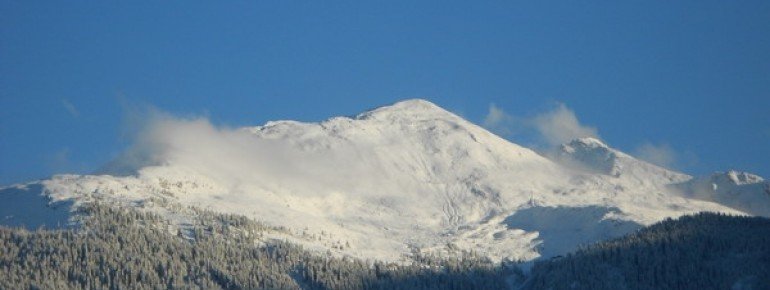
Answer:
[[1, 1, 769, 185]]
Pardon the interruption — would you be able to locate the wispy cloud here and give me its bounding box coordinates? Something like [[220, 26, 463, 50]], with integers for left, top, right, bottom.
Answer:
[[482, 103, 515, 136], [101, 105, 406, 198], [61, 99, 79, 118], [481, 101, 701, 173], [483, 102, 598, 147], [483, 103, 507, 127], [634, 142, 677, 169], [532, 103, 599, 146], [633, 142, 700, 171]]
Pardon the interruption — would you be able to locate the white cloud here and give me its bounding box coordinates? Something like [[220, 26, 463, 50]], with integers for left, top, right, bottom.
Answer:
[[482, 103, 516, 136], [101, 107, 397, 197], [483, 103, 508, 128], [492, 102, 689, 171], [634, 142, 678, 169], [532, 103, 599, 146], [62, 99, 79, 118], [482, 102, 599, 147]]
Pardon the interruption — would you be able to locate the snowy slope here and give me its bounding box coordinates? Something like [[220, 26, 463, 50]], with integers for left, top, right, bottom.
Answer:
[[1, 99, 767, 263], [674, 171, 770, 216], [554, 137, 690, 184]]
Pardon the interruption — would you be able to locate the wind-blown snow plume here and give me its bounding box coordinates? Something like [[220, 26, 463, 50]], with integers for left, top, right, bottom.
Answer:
[[634, 142, 678, 169], [108, 114, 354, 198], [482, 102, 598, 147], [482, 103, 511, 132], [532, 103, 598, 147]]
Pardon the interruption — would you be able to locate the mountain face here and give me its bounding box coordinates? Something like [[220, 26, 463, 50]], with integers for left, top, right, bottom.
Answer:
[[675, 171, 770, 216], [1, 99, 768, 263], [554, 137, 689, 184]]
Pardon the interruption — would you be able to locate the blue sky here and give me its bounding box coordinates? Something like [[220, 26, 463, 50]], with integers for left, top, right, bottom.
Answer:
[[1, 1, 769, 185]]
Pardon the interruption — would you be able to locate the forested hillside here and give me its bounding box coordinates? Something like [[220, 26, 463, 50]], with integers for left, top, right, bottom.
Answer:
[[524, 213, 770, 290], [0, 203, 516, 289], [3, 203, 769, 290]]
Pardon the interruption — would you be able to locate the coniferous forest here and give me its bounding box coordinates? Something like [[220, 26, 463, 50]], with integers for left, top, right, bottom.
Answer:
[[2, 204, 770, 289], [0, 203, 514, 289], [524, 213, 770, 290]]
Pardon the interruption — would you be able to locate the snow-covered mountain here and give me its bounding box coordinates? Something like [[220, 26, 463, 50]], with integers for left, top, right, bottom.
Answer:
[[674, 170, 770, 216], [554, 137, 689, 184], [2, 99, 768, 263]]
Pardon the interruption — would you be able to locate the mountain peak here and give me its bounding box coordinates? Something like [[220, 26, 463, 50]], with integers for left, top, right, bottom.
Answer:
[[555, 137, 690, 183], [567, 137, 609, 149], [719, 170, 764, 185], [355, 99, 459, 122], [678, 170, 770, 216], [389, 98, 441, 109], [556, 137, 618, 175]]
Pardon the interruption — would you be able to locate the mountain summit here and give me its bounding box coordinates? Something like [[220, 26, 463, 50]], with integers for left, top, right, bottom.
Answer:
[[1, 99, 768, 262], [356, 99, 458, 121]]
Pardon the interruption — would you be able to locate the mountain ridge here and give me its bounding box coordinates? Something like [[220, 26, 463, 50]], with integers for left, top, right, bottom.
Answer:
[[1, 99, 768, 263]]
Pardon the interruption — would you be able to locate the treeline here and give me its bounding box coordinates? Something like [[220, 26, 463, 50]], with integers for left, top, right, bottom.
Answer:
[[4, 203, 768, 290], [524, 212, 770, 290], [0, 203, 516, 289]]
